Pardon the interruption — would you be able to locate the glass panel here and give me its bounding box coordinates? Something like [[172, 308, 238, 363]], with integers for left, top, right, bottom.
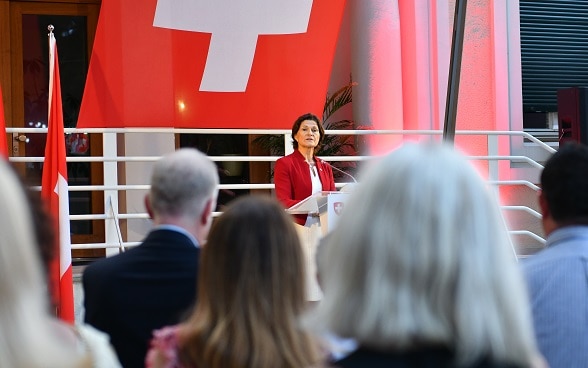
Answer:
[[22, 14, 93, 235]]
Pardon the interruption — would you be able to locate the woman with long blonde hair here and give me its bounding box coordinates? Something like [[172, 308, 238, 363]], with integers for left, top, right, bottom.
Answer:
[[0, 160, 90, 368]]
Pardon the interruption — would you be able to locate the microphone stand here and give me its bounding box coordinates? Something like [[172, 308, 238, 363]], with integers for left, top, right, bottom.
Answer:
[[324, 161, 358, 191]]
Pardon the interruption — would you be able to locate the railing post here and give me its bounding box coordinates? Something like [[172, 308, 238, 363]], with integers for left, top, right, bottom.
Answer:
[[284, 133, 293, 155], [103, 132, 120, 256], [487, 135, 499, 178], [487, 134, 501, 201]]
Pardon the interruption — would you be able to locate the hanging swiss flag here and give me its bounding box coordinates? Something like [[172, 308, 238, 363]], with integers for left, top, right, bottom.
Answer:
[[78, 0, 346, 129], [0, 85, 8, 158], [41, 29, 74, 323]]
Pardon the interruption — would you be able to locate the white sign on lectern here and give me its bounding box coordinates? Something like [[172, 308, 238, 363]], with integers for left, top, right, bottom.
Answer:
[[286, 191, 352, 233]]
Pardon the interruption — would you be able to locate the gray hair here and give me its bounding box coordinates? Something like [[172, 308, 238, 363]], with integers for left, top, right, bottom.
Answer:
[[148, 148, 219, 219], [312, 142, 538, 366]]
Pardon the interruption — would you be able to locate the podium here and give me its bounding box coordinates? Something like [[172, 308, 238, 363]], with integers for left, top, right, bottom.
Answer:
[[286, 191, 352, 234]]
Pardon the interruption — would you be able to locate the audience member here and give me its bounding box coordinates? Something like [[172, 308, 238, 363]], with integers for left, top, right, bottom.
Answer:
[[0, 159, 90, 368], [83, 148, 219, 368], [522, 142, 588, 367], [19, 176, 122, 368], [275, 112, 336, 301], [311, 142, 544, 368], [146, 195, 322, 368]]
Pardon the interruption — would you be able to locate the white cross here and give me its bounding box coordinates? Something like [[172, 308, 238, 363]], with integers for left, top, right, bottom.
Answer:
[[334, 202, 344, 215], [153, 0, 313, 92]]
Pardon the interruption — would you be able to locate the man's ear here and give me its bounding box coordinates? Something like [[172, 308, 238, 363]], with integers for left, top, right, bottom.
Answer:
[[539, 190, 550, 219], [200, 198, 214, 226], [144, 194, 154, 219]]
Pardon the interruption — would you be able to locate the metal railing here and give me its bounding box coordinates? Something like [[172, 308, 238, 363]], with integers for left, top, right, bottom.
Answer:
[[6, 127, 555, 253]]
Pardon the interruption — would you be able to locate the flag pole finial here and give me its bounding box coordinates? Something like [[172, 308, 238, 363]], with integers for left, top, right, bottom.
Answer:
[[48, 24, 54, 34]]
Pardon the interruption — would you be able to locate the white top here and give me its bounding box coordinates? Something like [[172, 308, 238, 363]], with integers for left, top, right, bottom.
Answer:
[[309, 162, 322, 195], [305, 161, 322, 227]]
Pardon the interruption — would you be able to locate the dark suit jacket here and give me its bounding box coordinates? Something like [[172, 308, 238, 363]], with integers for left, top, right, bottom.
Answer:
[[274, 150, 336, 225], [83, 229, 200, 368]]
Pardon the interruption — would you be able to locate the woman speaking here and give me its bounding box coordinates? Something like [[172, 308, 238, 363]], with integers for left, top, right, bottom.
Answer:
[[274, 113, 336, 302]]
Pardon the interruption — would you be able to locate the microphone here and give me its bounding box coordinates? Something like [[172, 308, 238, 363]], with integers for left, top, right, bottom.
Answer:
[[324, 161, 358, 183]]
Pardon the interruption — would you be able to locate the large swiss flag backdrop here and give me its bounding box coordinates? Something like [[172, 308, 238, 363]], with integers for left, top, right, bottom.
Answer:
[[78, 0, 346, 129]]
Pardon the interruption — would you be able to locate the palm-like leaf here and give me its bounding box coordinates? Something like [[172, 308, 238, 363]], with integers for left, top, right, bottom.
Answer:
[[252, 134, 286, 156], [323, 81, 357, 123]]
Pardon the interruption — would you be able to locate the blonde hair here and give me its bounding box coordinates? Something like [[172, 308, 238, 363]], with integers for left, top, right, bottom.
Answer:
[[312, 142, 538, 366], [0, 160, 88, 367], [179, 196, 320, 368]]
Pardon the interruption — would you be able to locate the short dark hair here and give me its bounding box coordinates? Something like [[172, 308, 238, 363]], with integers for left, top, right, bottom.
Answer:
[[541, 142, 588, 223], [291, 113, 325, 152]]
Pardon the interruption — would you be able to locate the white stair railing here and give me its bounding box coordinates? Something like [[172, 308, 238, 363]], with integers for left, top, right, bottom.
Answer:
[[6, 128, 555, 254]]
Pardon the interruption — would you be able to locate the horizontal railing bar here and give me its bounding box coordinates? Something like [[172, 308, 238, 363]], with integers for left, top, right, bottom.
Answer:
[[6, 127, 291, 135], [467, 155, 544, 169], [32, 184, 279, 192], [5, 128, 556, 154], [487, 180, 541, 191], [71, 232, 545, 250], [501, 206, 542, 218], [9, 155, 373, 163], [8, 154, 544, 166], [68, 204, 540, 221], [72, 242, 141, 250], [31, 183, 356, 192], [70, 214, 150, 220], [71, 211, 234, 221], [509, 230, 546, 244]]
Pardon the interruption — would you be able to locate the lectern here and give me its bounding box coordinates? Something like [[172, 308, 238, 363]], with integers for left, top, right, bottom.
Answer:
[[286, 191, 351, 234]]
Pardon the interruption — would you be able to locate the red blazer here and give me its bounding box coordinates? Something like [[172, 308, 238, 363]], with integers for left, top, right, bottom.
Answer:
[[274, 150, 336, 225]]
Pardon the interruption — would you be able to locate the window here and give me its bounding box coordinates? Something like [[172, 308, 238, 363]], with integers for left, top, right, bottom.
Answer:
[[520, 0, 588, 130], [2, 0, 103, 258]]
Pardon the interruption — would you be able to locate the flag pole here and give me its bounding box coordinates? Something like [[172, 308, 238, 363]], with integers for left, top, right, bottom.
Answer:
[[42, 24, 75, 323], [442, 0, 467, 144]]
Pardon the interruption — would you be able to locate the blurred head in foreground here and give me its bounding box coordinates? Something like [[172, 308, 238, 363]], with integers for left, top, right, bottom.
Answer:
[[539, 142, 588, 235], [312, 142, 540, 366], [0, 160, 88, 367]]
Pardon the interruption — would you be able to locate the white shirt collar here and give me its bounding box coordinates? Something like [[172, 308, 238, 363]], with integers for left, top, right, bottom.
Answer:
[[153, 224, 200, 248]]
